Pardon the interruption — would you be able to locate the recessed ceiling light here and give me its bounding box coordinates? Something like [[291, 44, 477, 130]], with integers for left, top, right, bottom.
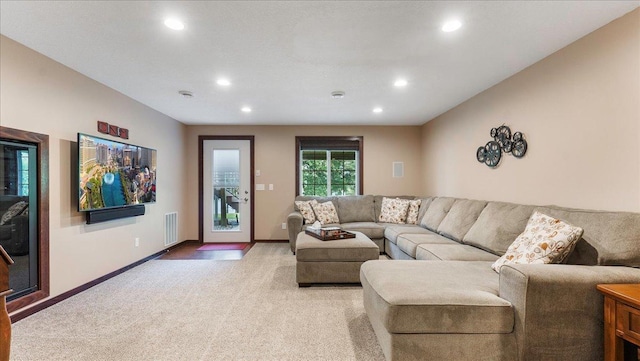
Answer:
[[331, 91, 345, 99], [164, 18, 185, 31], [241, 106, 252, 113], [394, 79, 408, 87], [216, 78, 231, 86], [373, 107, 383, 113], [442, 20, 462, 32], [178, 90, 193, 98]]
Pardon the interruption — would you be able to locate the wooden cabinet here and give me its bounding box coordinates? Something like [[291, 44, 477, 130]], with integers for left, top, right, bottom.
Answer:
[[598, 284, 640, 361]]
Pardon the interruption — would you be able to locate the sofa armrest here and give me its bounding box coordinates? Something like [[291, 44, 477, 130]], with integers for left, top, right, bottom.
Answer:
[[287, 212, 304, 253], [499, 264, 640, 361]]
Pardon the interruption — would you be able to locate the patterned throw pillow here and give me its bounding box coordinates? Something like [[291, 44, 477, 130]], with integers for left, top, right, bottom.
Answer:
[[0, 201, 28, 226], [491, 211, 584, 273], [405, 199, 422, 224], [378, 197, 411, 224], [311, 201, 340, 225], [295, 199, 318, 224]]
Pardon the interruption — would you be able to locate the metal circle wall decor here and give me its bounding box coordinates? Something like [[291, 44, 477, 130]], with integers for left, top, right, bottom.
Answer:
[[476, 125, 528, 167], [484, 141, 502, 167], [476, 146, 487, 163]]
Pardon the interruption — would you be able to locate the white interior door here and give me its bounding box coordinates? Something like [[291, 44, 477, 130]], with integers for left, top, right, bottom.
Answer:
[[203, 140, 251, 243]]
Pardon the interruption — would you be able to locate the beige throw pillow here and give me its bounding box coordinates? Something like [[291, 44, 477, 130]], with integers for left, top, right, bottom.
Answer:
[[378, 197, 411, 224], [311, 201, 340, 225], [405, 199, 422, 224], [295, 199, 318, 224], [491, 211, 584, 273]]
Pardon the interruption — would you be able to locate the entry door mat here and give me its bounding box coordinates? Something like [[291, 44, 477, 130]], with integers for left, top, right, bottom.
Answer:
[[196, 243, 249, 251]]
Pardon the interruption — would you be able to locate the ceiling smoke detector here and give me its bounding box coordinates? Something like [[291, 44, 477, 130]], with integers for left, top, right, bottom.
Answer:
[[331, 91, 345, 99], [178, 90, 193, 98]]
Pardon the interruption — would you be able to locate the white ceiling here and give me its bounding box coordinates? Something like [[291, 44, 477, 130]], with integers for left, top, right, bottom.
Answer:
[[1, 1, 638, 126]]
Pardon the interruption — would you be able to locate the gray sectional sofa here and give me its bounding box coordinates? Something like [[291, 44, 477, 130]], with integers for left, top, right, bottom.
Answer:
[[286, 195, 640, 360], [287, 195, 424, 253]]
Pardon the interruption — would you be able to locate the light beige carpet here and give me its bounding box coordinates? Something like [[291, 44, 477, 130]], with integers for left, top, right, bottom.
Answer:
[[9, 243, 385, 361]]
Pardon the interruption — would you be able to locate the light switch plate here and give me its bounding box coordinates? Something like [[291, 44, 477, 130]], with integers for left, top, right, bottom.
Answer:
[[256, 184, 265, 191], [269, 184, 274, 190]]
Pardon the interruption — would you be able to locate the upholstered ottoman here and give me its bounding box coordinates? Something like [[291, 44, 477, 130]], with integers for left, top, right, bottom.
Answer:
[[296, 231, 379, 286], [360, 260, 516, 360]]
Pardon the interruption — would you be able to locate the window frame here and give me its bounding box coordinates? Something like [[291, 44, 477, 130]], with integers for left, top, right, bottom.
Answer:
[[299, 149, 359, 196], [295, 136, 363, 196]]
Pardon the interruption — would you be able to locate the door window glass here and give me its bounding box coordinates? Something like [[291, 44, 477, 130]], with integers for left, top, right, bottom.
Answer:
[[212, 149, 240, 231]]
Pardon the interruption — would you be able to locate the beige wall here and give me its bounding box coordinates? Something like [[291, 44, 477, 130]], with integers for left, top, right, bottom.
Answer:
[[421, 8, 640, 212], [0, 35, 188, 309], [185, 125, 423, 240]]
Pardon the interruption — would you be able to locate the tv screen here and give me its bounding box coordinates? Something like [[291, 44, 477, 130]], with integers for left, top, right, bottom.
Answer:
[[78, 133, 156, 211]]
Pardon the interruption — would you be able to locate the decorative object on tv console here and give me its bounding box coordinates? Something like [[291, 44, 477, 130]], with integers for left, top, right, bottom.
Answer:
[[78, 133, 156, 212], [476, 125, 527, 167]]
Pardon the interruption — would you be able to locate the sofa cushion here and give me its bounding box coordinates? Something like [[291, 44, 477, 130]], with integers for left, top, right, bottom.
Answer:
[[378, 197, 411, 224], [341, 222, 385, 240], [534, 206, 640, 267], [384, 224, 432, 244], [396, 233, 458, 258], [294, 199, 318, 224], [360, 260, 513, 334], [417, 197, 434, 225], [491, 211, 583, 272], [463, 201, 536, 256], [405, 199, 422, 224], [416, 244, 500, 262], [437, 199, 488, 242], [336, 195, 375, 223], [374, 195, 415, 221], [311, 201, 340, 225], [419, 197, 456, 231]]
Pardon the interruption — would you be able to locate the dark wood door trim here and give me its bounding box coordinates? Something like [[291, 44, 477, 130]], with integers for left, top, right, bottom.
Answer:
[[198, 136, 255, 244], [0, 126, 50, 314]]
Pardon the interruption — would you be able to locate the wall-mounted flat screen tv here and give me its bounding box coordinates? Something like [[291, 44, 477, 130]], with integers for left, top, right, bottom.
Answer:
[[78, 133, 156, 212]]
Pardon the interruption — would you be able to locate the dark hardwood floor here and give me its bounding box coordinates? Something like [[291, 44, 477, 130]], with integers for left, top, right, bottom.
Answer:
[[158, 241, 253, 261]]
